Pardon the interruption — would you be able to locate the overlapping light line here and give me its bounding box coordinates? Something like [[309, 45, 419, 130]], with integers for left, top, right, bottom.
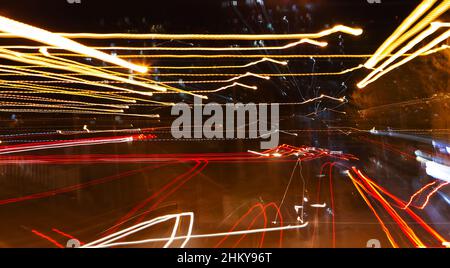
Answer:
[[363, 0, 440, 68], [358, 0, 450, 88], [358, 22, 450, 88], [0, 15, 148, 73]]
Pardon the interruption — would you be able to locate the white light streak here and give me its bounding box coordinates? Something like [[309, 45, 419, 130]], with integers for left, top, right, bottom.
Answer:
[[82, 212, 308, 248]]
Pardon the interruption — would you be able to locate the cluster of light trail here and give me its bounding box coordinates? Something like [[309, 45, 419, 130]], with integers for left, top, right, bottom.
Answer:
[[250, 144, 358, 161], [0, 16, 367, 118], [0, 16, 147, 73], [3, 140, 448, 248], [4, 64, 366, 85], [0, 134, 155, 155], [358, 0, 450, 88], [32, 44, 449, 59], [346, 167, 449, 247]]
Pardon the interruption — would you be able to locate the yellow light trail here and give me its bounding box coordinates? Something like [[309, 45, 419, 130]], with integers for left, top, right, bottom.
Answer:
[[0, 91, 346, 109], [0, 57, 288, 71], [14, 65, 363, 79], [0, 102, 125, 113], [0, 39, 327, 51], [0, 109, 160, 118], [152, 82, 257, 94], [29, 53, 357, 59], [149, 57, 287, 69], [35, 48, 208, 99], [0, 25, 363, 40], [365, 0, 450, 68], [126, 94, 347, 107], [0, 77, 178, 106], [0, 81, 139, 104], [1, 49, 204, 100], [192, 82, 257, 93], [0, 81, 176, 106], [0, 16, 148, 73], [71, 75, 261, 97], [0, 75, 175, 107], [0, 48, 163, 94], [21, 45, 450, 59], [222, 72, 268, 83], [358, 0, 450, 87], [0, 64, 154, 97], [0, 65, 367, 85], [0, 88, 137, 99], [0, 94, 130, 109], [4, 47, 446, 97], [364, 0, 439, 68], [6, 46, 448, 71], [0, 94, 347, 110], [140, 65, 365, 78], [358, 23, 450, 88], [421, 44, 450, 54], [0, 58, 286, 71]]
